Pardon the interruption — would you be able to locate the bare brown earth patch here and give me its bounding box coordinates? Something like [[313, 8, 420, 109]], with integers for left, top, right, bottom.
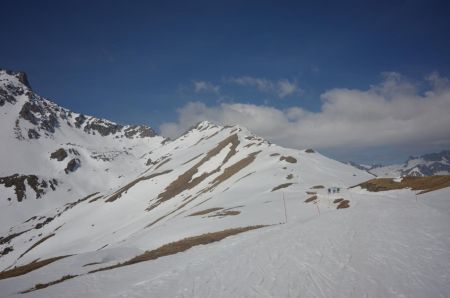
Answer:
[[209, 151, 260, 189], [91, 226, 265, 274], [304, 195, 318, 203], [106, 170, 172, 203], [19, 233, 55, 259], [64, 192, 100, 210], [205, 130, 220, 140], [271, 183, 293, 192], [233, 171, 255, 184], [189, 207, 223, 216], [286, 174, 294, 180], [88, 195, 104, 203], [355, 175, 450, 194], [280, 156, 297, 163], [270, 153, 280, 156], [337, 200, 350, 209], [305, 191, 317, 195], [21, 275, 77, 293], [333, 198, 344, 204], [208, 210, 241, 217], [311, 185, 325, 189], [154, 158, 171, 170], [182, 153, 203, 165], [305, 148, 315, 153], [0, 255, 70, 280], [82, 262, 102, 267], [50, 148, 68, 161], [147, 135, 240, 211]]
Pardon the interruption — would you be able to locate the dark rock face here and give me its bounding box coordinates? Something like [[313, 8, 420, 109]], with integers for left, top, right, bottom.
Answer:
[[2, 70, 31, 89], [0, 246, 13, 256], [84, 119, 123, 136], [75, 114, 87, 128], [124, 125, 156, 138], [27, 129, 40, 139], [16, 72, 31, 89], [0, 88, 16, 106], [19, 101, 60, 135], [50, 148, 68, 161], [19, 102, 40, 125], [280, 156, 297, 163], [65, 158, 81, 174], [0, 174, 54, 202]]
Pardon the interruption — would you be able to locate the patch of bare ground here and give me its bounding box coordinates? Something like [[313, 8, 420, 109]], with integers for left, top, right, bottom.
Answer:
[[208, 210, 241, 217], [272, 183, 293, 192], [154, 158, 171, 170], [146, 195, 202, 228], [270, 153, 280, 156], [88, 195, 103, 203], [305, 148, 315, 153], [280, 156, 297, 163], [21, 275, 77, 293], [355, 175, 450, 194], [337, 200, 350, 209], [0, 229, 31, 245], [182, 153, 203, 165], [19, 233, 55, 259], [311, 185, 325, 189], [305, 191, 316, 195], [286, 174, 294, 180], [193, 137, 206, 146], [189, 208, 223, 216], [209, 151, 260, 189], [106, 170, 172, 203], [304, 195, 318, 203], [82, 262, 102, 267], [0, 255, 70, 280], [233, 171, 255, 185], [64, 192, 100, 210], [205, 130, 220, 140], [147, 135, 240, 211], [333, 198, 344, 204], [90, 226, 266, 274]]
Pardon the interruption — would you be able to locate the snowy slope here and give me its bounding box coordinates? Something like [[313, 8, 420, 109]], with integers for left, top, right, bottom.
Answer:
[[2, 185, 449, 298], [0, 69, 165, 228], [1, 70, 449, 297]]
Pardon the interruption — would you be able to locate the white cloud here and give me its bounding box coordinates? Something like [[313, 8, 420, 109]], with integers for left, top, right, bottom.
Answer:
[[161, 72, 450, 152], [227, 76, 301, 98], [277, 79, 299, 98], [193, 81, 220, 94]]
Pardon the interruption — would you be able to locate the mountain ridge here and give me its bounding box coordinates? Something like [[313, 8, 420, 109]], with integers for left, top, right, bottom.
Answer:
[[1, 69, 449, 298], [348, 150, 450, 177]]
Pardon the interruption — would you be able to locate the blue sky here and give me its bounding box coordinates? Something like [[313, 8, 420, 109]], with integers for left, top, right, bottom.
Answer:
[[2, 0, 450, 163]]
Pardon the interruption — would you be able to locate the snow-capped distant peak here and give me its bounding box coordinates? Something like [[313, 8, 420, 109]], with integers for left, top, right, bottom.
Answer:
[[348, 150, 450, 177]]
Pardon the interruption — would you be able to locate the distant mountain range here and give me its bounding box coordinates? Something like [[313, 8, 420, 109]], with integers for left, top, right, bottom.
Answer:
[[348, 150, 450, 177]]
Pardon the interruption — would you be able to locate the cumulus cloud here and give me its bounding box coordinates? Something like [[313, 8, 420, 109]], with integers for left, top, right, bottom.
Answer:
[[193, 80, 220, 93], [161, 72, 450, 152], [227, 76, 301, 98]]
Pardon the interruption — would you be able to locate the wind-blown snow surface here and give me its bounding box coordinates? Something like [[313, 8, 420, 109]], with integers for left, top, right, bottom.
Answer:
[[1, 70, 449, 297]]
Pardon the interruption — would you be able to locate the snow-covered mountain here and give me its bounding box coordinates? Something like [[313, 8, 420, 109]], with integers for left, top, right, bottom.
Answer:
[[1, 70, 449, 297], [349, 151, 450, 177]]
